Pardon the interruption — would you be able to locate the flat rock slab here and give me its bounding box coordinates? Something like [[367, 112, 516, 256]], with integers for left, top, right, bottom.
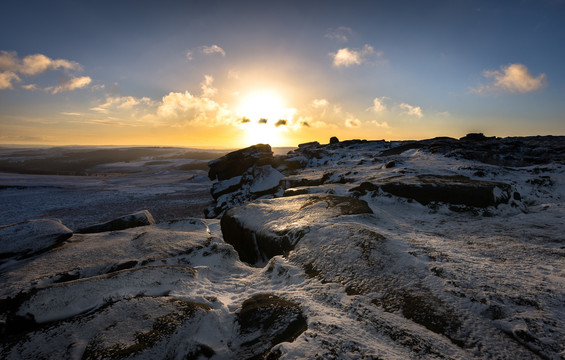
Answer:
[[76, 210, 155, 234], [377, 174, 511, 207]]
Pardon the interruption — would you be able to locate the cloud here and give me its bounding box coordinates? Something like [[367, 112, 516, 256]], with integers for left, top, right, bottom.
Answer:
[[325, 26, 353, 42], [0, 50, 80, 75], [0, 71, 20, 89], [275, 119, 287, 127], [400, 103, 423, 118], [49, 76, 91, 94], [200, 75, 217, 98], [240, 117, 251, 124], [370, 96, 388, 112], [312, 98, 329, 108], [0, 50, 90, 93], [91, 95, 152, 113], [474, 63, 547, 94], [331, 44, 376, 67], [61, 112, 82, 116], [372, 120, 390, 128], [153, 90, 235, 127], [345, 116, 361, 128], [187, 45, 226, 60], [258, 118, 268, 124]]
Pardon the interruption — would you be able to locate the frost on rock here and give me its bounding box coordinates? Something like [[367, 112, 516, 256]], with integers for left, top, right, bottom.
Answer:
[[0, 219, 72, 262]]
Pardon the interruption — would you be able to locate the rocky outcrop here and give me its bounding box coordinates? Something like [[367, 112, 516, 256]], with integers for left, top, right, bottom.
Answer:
[[221, 194, 373, 266], [352, 174, 512, 207], [236, 294, 307, 359], [208, 144, 273, 181], [76, 210, 155, 234], [0, 219, 72, 262]]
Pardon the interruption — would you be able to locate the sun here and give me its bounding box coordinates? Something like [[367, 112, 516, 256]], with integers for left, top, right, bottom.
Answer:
[[236, 90, 294, 146]]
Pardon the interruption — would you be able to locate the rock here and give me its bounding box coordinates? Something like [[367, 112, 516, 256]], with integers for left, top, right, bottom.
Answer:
[[248, 165, 284, 196], [329, 136, 339, 144], [208, 144, 273, 181], [236, 294, 307, 359], [76, 210, 155, 234], [211, 176, 243, 200], [384, 160, 396, 168], [221, 194, 373, 265], [378, 174, 511, 207], [0, 219, 72, 261], [459, 133, 492, 141]]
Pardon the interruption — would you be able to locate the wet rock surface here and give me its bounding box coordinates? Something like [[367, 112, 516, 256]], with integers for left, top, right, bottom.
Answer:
[[76, 210, 156, 234]]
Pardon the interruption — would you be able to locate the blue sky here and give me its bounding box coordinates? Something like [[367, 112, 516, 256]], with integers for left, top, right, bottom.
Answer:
[[1, 0, 564, 147]]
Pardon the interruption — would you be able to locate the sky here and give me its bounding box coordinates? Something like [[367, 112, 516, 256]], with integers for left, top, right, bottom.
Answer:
[[1, 0, 564, 148]]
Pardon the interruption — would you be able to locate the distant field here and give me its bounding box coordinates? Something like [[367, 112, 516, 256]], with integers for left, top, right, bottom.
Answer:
[[0, 147, 229, 175]]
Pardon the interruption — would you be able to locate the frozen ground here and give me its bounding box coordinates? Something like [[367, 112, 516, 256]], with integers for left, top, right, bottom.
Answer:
[[1, 139, 564, 359]]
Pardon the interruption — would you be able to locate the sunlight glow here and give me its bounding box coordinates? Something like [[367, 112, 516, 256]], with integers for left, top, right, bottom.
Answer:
[[236, 90, 294, 146]]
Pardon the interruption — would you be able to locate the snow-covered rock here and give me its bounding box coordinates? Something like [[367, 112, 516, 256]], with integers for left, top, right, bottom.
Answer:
[[208, 143, 273, 181], [0, 219, 72, 262], [76, 210, 155, 233]]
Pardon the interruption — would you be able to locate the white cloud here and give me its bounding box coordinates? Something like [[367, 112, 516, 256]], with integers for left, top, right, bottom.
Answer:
[[474, 63, 547, 94], [372, 120, 390, 128], [0, 50, 89, 93], [325, 26, 353, 42], [331, 44, 376, 67], [201, 45, 225, 57], [90, 96, 152, 113], [200, 75, 217, 98], [153, 90, 235, 127], [400, 103, 423, 118], [187, 45, 226, 61], [0, 71, 20, 89], [370, 96, 388, 112], [345, 116, 361, 128], [312, 98, 329, 108], [49, 76, 92, 94]]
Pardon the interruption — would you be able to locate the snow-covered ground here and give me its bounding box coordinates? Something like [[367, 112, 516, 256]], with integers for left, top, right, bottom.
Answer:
[[1, 139, 564, 359]]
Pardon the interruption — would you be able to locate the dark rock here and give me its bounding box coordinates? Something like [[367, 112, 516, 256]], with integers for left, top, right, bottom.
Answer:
[[0, 219, 73, 261], [329, 136, 339, 144], [460, 133, 492, 141], [208, 144, 273, 181], [384, 160, 396, 168], [298, 141, 320, 148], [349, 182, 380, 196], [236, 294, 307, 359], [76, 210, 155, 234], [378, 175, 511, 207]]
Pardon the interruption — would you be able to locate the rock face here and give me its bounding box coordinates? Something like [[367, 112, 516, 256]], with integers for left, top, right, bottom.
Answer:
[[208, 144, 273, 181], [236, 294, 307, 359], [76, 210, 155, 234], [0, 219, 72, 262]]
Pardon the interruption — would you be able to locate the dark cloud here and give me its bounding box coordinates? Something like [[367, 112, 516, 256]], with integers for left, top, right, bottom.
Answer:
[[301, 121, 310, 127], [240, 116, 250, 124], [258, 118, 268, 124], [275, 119, 287, 127]]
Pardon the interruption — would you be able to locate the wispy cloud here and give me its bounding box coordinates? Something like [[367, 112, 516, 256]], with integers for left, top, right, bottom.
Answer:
[[200, 75, 217, 98], [0, 50, 91, 93], [345, 116, 361, 128], [275, 119, 287, 127], [400, 103, 423, 118], [331, 44, 382, 67], [0, 71, 20, 90], [90, 96, 152, 113], [473, 63, 547, 94], [325, 26, 353, 42], [370, 96, 388, 112], [186, 44, 226, 60]]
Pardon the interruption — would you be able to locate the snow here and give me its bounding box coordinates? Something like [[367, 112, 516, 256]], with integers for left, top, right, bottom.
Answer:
[[1, 141, 564, 359]]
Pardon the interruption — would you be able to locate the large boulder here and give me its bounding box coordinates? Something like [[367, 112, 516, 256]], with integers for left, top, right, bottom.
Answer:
[[76, 210, 155, 234], [377, 174, 511, 207], [208, 144, 273, 181], [0, 219, 72, 262], [221, 194, 373, 265]]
